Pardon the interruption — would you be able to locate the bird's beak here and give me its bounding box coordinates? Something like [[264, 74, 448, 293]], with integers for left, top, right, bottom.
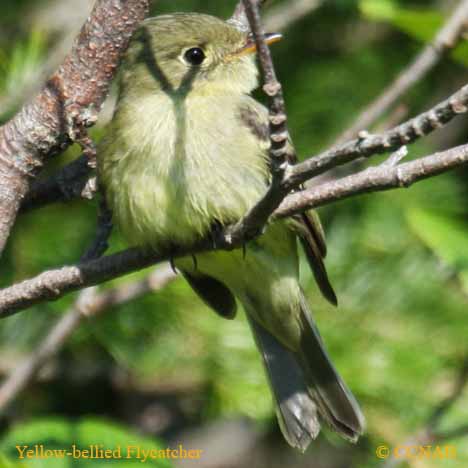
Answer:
[[231, 32, 283, 58]]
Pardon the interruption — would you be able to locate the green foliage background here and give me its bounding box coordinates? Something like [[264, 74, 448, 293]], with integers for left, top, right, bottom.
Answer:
[[0, 1, 467, 467]]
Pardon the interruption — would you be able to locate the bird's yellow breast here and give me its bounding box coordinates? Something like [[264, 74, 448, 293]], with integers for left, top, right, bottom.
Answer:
[[99, 91, 270, 249]]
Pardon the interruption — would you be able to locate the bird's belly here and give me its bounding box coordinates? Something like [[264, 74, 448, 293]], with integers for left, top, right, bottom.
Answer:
[[112, 148, 268, 249]]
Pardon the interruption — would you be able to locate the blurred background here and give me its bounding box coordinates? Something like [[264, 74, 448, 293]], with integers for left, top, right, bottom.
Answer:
[[0, 0, 467, 467]]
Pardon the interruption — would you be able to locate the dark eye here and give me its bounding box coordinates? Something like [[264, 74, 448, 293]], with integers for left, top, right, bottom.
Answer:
[[184, 47, 206, 66]]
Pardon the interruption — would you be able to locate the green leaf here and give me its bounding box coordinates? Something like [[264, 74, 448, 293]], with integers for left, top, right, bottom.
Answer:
[[0, 453, 26, 468], [406, 208, 468, 294], [360, 0, 441, 41], [406, 208, 468, 269]]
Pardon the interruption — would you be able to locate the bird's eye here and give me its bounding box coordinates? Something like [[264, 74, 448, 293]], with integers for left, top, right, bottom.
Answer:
[[184, 47, 206, 66]]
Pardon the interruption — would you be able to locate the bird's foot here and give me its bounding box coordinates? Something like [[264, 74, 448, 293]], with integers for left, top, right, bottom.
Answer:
[[168, 245, 180, 274], [209, 220, 225, 249], [169, 257, 178, 275], [191, 254, 198, 272]]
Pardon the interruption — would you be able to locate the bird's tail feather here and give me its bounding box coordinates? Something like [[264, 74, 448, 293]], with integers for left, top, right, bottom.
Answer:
[[246, 295, 364, 451], [247, 314, 320, 452], [297, 293, 365, 442]]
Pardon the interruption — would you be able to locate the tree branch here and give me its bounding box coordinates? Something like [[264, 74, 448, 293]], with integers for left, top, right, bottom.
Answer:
[[0, 265, 176, 412], [336, 0, 468, 144], [0, 0, 150, 256]]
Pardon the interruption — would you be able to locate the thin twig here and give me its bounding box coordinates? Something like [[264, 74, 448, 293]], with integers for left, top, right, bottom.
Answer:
[[336, 0, 468, 144], [0, 265, 177, 412]]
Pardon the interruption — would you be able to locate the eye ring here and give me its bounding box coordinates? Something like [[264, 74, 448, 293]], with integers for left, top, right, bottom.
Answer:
[[184, 47, 206, 66]]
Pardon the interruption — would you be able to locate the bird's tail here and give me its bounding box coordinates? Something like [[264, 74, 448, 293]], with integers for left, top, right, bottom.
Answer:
[[246, 294, 364, 451]]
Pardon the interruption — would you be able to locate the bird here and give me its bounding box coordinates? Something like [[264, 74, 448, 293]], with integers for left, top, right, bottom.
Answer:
[[98, 12, 365, 451]]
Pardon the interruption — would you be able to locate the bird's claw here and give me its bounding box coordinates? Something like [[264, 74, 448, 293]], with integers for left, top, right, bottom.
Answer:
[[209, 220, 225, 249]]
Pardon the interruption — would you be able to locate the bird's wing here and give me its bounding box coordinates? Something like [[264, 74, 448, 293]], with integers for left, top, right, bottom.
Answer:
[[183, 271, 237, 319], [289, 214, 337, 305], [239, 98, 337, 305]]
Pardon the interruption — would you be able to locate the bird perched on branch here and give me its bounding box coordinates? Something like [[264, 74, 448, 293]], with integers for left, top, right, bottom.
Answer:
[[98, 12, 364, 451]]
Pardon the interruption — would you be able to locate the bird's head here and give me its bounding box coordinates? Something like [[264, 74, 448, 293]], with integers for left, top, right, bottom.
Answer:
[[120, 13, 281, 97]]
